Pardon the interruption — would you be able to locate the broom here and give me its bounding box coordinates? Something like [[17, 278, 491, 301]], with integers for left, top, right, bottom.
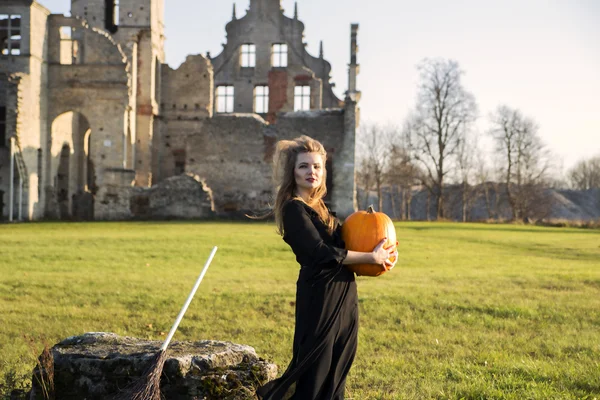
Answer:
[[114, 246, 218, 400]]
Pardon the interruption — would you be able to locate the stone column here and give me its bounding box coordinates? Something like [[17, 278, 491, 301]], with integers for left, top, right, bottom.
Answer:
[[134, 31, 154, 187], [331, 23, 362, 218], [347, 23, 361, 102], [331, 98, 358, 219]]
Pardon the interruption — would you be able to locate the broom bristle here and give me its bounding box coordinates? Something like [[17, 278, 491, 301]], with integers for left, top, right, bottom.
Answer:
[[113, 350, 168, 400]]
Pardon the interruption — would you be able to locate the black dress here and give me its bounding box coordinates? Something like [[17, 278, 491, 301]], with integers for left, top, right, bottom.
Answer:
[[257, 199, 358, 400]]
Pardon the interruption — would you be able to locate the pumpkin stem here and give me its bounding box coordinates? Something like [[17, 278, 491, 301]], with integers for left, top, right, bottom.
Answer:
[[367, 205, 375, 213]]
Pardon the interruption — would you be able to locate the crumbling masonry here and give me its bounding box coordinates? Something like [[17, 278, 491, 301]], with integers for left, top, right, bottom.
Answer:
[[0, 0, 360, 220]]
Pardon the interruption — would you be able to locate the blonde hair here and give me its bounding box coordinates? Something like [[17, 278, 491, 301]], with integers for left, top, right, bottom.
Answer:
[[272, 135, 336, 236]]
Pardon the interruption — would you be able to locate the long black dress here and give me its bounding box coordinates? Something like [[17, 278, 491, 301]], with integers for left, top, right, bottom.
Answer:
[[257, 199, 358, 400]]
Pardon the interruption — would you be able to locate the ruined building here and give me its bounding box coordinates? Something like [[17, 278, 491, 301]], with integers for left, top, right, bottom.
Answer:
[[0, 0, 360, 221]]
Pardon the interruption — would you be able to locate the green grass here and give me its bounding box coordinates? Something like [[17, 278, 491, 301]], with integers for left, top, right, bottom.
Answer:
[[1, 221, 599, 399]]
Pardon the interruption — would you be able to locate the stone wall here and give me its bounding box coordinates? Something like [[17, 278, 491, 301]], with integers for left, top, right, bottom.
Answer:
[[155, 108, 354, 217], [155, 54, 213, 187], [160, 54, 214, 120], [93, 168, 135, 220], [46, 15, 131, 220], [0, 1, 50, 220], [106, 0, 166, 188], [164, 114, 273, 216], [0, 77, 14, 219]]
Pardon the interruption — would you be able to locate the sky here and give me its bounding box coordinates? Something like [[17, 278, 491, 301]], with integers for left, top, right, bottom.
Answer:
[[40, 0, 600, 174]]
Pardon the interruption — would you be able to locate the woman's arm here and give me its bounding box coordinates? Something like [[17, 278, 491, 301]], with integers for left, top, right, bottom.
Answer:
[[283, 200, 398, 271], [283, 201, 348, 267], [342, 238, 398, 271]]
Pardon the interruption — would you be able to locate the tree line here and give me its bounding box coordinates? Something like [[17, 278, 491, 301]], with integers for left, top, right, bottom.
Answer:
[[357, 58, 600, 221]]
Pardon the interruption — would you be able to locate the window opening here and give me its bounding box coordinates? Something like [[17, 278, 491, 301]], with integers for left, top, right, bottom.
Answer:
[[240, 44, 256, 68], [0, 14, 22, 55], [294, 85, 310, 111], [216, 86, 234, 113], [254, 86, 269, 114], [173, 149, 186, 175], [59, 27, 75, 65], [272, 43, 288, 67], [104, 0, 119, 33]]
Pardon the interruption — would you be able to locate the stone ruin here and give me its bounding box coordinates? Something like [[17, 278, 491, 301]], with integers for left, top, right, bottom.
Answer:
[[129, 175, 215, 220], [1, 0, 360, 222], [27, 332, 277, 400]]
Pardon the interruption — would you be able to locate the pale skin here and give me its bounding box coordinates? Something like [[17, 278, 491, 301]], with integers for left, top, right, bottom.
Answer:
[[294, 152, 398, 271]]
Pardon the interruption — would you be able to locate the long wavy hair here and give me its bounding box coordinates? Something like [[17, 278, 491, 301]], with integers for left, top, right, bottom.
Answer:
[[272, 135, 336, 236]]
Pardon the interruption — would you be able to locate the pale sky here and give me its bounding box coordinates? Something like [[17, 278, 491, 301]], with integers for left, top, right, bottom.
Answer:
[[41, 0, 600, 173]]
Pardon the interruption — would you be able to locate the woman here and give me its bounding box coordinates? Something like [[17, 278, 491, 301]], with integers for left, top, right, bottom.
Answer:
[[256, 135, 397, 400]]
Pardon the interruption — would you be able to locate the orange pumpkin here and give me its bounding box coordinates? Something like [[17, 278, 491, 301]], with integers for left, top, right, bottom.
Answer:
[[341, 205, 397, 277]]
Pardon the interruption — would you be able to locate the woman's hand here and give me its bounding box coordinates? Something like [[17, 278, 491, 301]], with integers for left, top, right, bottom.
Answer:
[[372, 238, 398, 271], [386, 249, 399, 271]]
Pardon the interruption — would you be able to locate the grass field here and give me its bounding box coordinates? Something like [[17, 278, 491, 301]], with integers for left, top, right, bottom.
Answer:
[[1, 221, 599, 399]]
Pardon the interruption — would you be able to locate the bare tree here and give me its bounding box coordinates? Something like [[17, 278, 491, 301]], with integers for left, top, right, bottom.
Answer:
[[568, 154, 600, 190], [404, 58, 478, 219], [356, 157, 374, 210], [356, 123, 395, 211], [385, 143, 422, 220], [489, 105, 553, 220], [474, 150, 500, 219], [455, 132, 479, 222]]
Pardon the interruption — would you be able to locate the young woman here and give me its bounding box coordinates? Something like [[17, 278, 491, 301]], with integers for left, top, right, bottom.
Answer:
[[256, 135, 397, 400]]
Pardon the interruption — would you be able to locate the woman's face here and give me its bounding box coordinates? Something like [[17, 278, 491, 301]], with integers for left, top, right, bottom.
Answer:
[[294, 152, 324, 192]]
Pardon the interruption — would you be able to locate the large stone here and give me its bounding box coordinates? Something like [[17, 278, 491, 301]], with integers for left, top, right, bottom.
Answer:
[[30, 332, 277, 400]]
